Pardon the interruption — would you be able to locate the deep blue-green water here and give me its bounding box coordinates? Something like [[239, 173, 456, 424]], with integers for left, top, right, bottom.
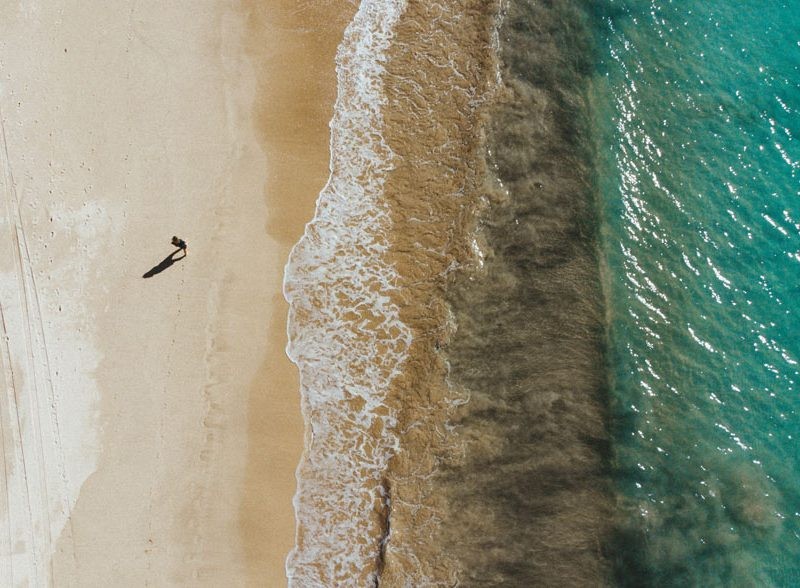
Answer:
[[590, 1, 800, 585]]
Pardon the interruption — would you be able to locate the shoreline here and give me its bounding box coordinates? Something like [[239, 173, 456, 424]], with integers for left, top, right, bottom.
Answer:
[[282, 1, 409, 583], [277, 0, 613, 583], [279, 0, 502, 583], [239, 0, 356, 581]]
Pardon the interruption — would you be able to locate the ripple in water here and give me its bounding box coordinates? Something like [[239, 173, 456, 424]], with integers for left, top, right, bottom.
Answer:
[[590, 0, 800, 584]]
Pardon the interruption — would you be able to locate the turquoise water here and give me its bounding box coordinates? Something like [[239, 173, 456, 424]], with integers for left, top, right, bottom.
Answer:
[[589, 1, 800, 585]]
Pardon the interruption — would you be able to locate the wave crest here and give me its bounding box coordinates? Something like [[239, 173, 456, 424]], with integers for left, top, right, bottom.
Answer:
[[283, 1, 410, 585]]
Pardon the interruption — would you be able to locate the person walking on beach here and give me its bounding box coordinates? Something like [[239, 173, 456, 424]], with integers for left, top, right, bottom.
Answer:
[[172, 235, 188, 255], [142, 237, 187, 278]]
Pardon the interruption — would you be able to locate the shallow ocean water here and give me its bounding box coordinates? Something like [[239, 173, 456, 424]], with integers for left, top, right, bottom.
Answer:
[[283, 0, 800, 583], [589, 0, 800, 584]]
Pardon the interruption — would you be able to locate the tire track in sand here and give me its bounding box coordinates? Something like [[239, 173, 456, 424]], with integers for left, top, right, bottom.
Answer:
[[1, 104, 74, 585], [0, 301, 23, 587]]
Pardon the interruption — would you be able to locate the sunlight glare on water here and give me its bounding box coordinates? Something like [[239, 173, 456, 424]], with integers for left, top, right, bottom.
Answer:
[[591, 0, 800, 584]]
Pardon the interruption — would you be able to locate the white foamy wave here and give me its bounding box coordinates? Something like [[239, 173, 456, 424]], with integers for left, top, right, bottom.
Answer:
[[283, 0, 410, 585]]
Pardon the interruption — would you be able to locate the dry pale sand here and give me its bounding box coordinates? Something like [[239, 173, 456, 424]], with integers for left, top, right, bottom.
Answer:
[[0, 0, 352, 585]]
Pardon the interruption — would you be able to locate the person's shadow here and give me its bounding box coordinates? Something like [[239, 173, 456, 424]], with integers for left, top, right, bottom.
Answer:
[[142, 248, 186, 278]]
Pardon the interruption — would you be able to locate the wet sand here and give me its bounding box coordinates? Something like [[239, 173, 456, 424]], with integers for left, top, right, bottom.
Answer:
[[0, 0, 349, 585], [239, 0, 356, 580]]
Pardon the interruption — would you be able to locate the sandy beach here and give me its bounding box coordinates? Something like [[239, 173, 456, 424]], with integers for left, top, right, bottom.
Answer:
[[0, 0, 350, 585]]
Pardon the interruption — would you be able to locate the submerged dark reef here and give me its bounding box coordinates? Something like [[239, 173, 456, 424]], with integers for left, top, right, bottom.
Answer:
[[436, 0, 613, 585]]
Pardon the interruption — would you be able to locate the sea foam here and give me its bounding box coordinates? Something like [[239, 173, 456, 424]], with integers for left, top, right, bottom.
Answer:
[[283, 0, 409, 585]]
